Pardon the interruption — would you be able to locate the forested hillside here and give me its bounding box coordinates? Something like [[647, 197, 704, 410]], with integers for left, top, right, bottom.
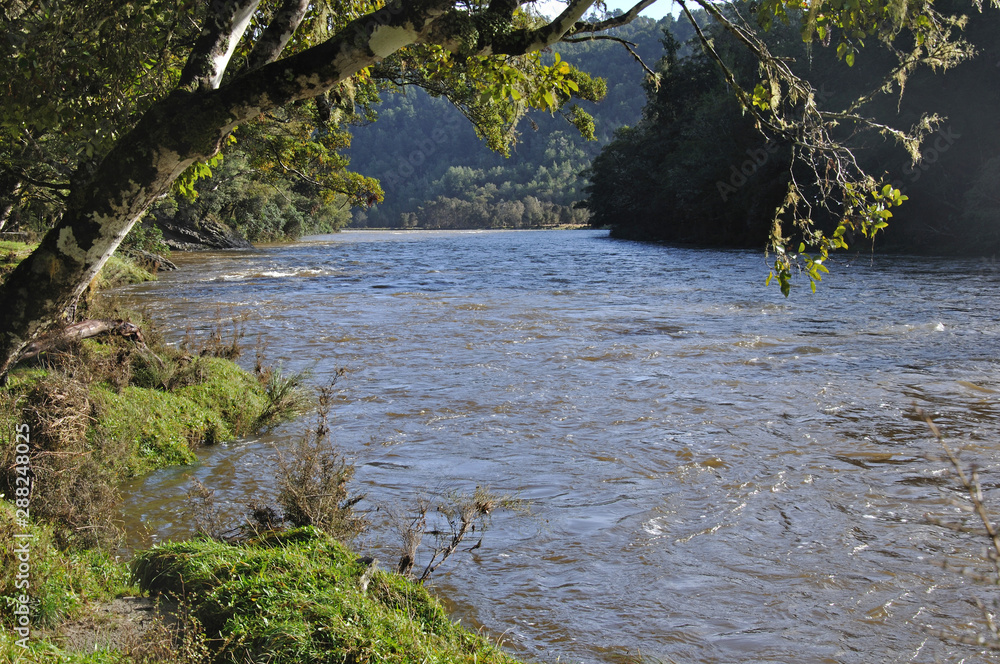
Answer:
[[585, 4, 1000, 254], [345, 15, 691, 229]]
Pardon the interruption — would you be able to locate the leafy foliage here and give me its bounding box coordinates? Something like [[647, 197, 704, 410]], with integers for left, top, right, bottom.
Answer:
[[0, 0, 196, 231]]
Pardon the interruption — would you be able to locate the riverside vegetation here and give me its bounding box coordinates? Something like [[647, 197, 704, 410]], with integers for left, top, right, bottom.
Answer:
[[0, 244, 525, 663], [584, 3, 1000, 255]]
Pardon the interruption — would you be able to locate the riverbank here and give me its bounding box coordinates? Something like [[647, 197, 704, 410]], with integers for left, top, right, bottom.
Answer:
[[1, 244, 527, 663], [340, 224, 593, 232]]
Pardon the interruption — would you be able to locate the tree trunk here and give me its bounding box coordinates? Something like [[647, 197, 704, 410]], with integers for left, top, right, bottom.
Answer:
[[0, 91, 225, 379], [0, 177, 22, 233], [0, 0, 441, 379]]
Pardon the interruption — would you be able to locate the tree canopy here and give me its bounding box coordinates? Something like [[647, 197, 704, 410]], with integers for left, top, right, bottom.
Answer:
[[344, 14, 677, 230], [585, 1, 1000, 261]]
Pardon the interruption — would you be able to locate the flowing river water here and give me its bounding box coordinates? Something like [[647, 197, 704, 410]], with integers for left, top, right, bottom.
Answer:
[[118, 229, 1000, 663]]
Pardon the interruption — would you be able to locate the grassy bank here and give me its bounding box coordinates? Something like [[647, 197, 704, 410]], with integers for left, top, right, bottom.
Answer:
[[131, 528, 523, 664], [0, 245, 530, 663], [2, 515, 526, 663], [0, 309, 306, 550]]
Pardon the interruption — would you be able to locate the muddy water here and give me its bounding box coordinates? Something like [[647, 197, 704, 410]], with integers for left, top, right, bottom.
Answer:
[[119, 230, 1000, 663]]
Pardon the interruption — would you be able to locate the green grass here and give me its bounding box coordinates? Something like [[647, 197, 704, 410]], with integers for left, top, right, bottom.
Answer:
[[0, 242, 528, 664], [2, 353, 285, 479], [90, 356, 281, 475], [0, 502, 133, 630], [0, 327, 306, 552], [174, 357, 271, 439], [133, 527, 527, 664], [93, 254, 156, 290], [0, 240, 153, 290], [92, 384, 221, 470]]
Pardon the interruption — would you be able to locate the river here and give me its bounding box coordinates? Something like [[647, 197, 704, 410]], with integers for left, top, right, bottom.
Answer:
[[118, 229, 1000, 663]]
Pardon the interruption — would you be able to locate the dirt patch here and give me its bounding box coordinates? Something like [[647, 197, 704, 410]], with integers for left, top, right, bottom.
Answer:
[[48, 595, 180, 654]]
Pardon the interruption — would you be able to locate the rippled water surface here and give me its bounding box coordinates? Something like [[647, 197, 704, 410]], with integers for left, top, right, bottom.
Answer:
[[119, 230, 1000, 663]]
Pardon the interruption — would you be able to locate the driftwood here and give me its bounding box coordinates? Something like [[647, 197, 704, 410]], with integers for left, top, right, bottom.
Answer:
[[20, 319, 146, 361], [128, 249, 178, 271]]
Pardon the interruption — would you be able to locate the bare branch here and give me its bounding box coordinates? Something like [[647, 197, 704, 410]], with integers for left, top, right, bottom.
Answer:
[[491, 0, 598, 54], [566, 0, 658, 36], [922, 410, 1000, 568], [676, 0, 782, 136], [16, 173, 71, 193], [219, 0, 460, 117], [561, 34, 657, 79], [275, 154, 324, 188]]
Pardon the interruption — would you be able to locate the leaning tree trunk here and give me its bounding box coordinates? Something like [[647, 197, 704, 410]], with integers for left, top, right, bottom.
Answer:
[[0, 91, 228, 379], [0, 0, 446, 379], [0, 15, 405, 378]]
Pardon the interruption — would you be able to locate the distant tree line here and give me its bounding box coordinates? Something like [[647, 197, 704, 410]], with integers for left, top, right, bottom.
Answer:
[[347, 15, 691, 230]]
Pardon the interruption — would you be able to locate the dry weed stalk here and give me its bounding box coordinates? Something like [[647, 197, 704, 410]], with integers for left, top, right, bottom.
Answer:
[[274, 373, 367, 540], [389, 486, 526, 583], [920, 409, 1000, 650], [185, 479, 236, 541], [181, 310, 250, 360], [180, 371, 364, 543], [2, 375, 123, 547]]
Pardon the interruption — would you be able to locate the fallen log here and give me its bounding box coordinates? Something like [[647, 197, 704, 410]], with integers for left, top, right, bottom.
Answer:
[[19, 319, 146, 361]]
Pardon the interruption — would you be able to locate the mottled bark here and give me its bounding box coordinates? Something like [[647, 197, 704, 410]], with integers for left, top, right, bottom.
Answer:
[[0, 91, 217, 379], [0, 2, 438, 379], [179, 0, 262, 92]]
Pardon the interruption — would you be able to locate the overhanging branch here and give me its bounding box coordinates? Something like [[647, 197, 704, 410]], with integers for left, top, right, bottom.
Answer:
[[491, 0, 598, 54], [566, 0, 658, 36], [560, 34, 657, 79]]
